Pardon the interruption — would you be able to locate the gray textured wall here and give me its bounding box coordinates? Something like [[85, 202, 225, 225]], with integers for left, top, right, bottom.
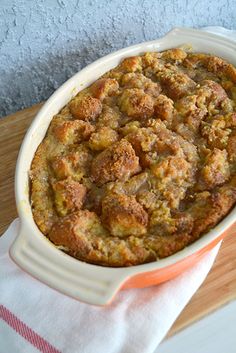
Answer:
[[0, 0, 235, 118]]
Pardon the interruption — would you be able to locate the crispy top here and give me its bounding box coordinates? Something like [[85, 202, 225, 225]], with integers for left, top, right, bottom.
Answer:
[[30, 48, 236, 266]]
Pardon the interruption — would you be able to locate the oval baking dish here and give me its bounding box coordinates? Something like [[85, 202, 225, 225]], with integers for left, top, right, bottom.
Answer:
[[10, 27, 236, 306]]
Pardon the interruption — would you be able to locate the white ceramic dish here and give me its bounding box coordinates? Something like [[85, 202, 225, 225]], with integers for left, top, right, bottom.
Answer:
[[10, 27, 236, 305]]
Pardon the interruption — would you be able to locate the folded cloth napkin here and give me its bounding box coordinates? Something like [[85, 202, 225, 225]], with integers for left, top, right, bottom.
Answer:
[[0, 219, 220, 353]]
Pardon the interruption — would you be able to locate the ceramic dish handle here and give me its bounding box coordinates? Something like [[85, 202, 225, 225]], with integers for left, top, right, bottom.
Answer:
[[200, 26, 236, 41], [10, 220, 130, 306], [162, 26, 236, 46]]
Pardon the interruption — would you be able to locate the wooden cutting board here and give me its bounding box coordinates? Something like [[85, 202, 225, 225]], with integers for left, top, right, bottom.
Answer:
[[0, 104, 236, 337]]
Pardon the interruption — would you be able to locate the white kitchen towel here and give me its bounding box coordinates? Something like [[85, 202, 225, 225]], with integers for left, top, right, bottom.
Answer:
[[0, 219, 220, 353]]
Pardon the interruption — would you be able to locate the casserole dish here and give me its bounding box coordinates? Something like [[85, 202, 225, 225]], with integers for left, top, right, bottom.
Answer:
[[10, 27, 236, 305]]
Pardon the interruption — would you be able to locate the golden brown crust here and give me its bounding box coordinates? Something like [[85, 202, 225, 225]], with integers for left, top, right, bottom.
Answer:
[[69, 95, 102, 121], [52, 178, 86, 216], [199, 148, 230, 190], [102, 192, 148, 237], [157, 69, 196, 100], [118, 88, 154, 119], [154, 94, 174, 123], [191, 178, 236, 236], [227, 132, 236, 162], [88, 127, 118, 151], [97, 105, 120, 129], [161, 48, 187, 61], [91, 139, 140, 185], [201, 80, 228, 104], [121, 73, 161, 97], [90, 78, 119, 100], [48, 210, 101, 255], [51, 146, 92, 181], [118, 56, 142, 73], [48, 210, 154, 266], [53, 120, 95, 144], [31, 48, 236, 267]]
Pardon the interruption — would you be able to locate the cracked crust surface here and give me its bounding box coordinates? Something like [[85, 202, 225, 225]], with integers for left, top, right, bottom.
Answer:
[[31, 48, 236, 266]]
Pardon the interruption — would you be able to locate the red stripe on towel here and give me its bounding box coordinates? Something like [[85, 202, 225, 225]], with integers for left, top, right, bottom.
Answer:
[[0, 305, 61, 353]]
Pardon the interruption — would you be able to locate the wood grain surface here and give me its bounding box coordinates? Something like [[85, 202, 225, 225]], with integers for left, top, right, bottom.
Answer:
[[0, 104, 235, 337]]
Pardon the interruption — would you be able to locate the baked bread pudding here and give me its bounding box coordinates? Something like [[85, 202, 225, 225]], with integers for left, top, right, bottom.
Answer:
[[30, 48, 236, 267]]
